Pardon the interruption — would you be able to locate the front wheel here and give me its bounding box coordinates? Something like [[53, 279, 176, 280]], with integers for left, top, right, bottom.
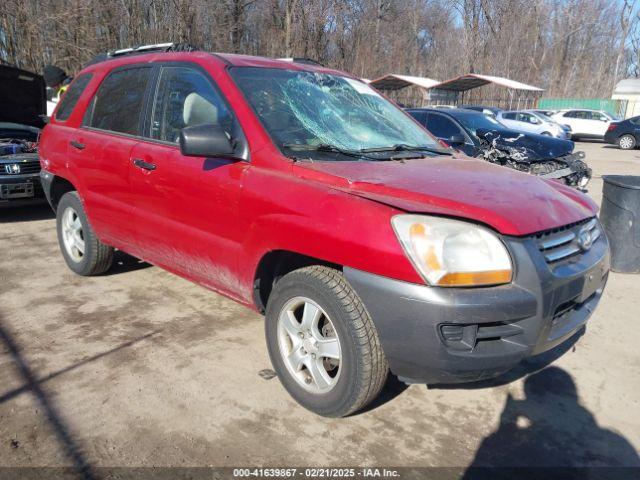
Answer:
[[618, 134, 636, 150], [265, 266, 388, 417], [56, 191, 114, 275]]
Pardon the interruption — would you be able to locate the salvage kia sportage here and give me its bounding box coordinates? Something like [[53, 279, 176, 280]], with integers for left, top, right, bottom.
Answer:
[[39, 44, 609, 417]]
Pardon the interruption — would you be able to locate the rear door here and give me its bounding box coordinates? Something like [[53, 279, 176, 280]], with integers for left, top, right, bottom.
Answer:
[[129, 64, 250, 296], [72, 65, 153, 251], [557, 110, 581, 134], [572, 110, 592, 135]]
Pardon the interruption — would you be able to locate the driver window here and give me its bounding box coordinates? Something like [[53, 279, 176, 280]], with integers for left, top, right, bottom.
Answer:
[[151, 67, 232, 143]]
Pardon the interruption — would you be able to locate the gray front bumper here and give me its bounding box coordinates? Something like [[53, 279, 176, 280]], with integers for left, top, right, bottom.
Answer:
[[344, 229, 609, 384]]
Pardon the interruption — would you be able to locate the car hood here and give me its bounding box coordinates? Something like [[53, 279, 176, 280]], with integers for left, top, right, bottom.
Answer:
[[0, 65, 46, 129], [481, 128, 574, 161], [295, 154, 597, 236]]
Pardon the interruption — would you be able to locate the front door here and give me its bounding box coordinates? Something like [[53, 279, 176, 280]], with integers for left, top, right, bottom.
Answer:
[[425, 113, 476, 156], [130, 65, 249, 298], [587, 111, 611, 136]]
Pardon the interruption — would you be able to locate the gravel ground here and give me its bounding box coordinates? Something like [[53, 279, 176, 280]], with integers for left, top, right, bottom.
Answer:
[[0, 141, 638, 476]]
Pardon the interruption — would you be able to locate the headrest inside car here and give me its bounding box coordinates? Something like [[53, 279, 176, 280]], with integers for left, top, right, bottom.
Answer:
[[183, 92, 218, 126]]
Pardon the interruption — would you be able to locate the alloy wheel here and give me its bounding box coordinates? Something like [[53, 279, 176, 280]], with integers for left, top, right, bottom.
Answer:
[[277, 296, 341, 393], [620, 135, 635, 150], [61, 207, 85, 262]]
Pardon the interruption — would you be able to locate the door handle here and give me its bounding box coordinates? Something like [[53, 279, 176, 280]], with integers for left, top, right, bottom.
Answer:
[[70, 140, 85, 150], [133, 158, 157, 171]]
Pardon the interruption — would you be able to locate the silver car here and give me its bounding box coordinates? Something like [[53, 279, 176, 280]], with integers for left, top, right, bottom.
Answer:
[[496, 110, 569, 139]]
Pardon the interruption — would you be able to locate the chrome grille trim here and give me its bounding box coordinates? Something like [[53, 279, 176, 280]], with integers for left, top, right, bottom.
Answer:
[[544, 245, 581, 263], [539, 231, 576, 250], [533, 217, 602, 264]]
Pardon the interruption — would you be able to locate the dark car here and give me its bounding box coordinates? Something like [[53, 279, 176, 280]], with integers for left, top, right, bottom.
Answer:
[[0, 65, 46, 206], [604, 116, 640, 150], [407, 108, 591, 189]]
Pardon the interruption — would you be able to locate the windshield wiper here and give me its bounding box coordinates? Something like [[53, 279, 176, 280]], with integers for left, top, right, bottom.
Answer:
[[282, 143, 372, 159], [359, 144, 452, 155]]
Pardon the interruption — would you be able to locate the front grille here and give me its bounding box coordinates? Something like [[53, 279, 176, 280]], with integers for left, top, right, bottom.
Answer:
[[534, 218, 601, 263], [0, 160, 41, 176]]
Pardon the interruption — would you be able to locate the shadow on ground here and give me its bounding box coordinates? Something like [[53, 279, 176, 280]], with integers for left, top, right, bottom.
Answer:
[[354, 374, 409, 415], [107, 250, 152, 275], [0, 313, 159, 480], [0, 203, 54, 223], [462, 366, 640, 478]]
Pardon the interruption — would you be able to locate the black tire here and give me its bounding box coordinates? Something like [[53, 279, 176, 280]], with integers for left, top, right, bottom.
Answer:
[[265, 266, 388, 417], [56, 191, 114, 275], [618, 134, 636, 150], [541, 131, 552, 136]]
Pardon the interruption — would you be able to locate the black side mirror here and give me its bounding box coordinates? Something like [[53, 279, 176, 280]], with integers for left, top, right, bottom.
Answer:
[[179, 124, 236, 158], [446, 133, 466, 145]]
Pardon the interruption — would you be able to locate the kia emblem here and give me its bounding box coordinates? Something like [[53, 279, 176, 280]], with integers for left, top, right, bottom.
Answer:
[[577, 227, 593, 251]]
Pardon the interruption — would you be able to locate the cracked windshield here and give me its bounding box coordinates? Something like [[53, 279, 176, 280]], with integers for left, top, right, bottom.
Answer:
[[231, 67, 439, 158]]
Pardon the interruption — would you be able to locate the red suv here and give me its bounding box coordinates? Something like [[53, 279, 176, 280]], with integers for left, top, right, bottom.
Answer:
[[39, 45, 609, 417]]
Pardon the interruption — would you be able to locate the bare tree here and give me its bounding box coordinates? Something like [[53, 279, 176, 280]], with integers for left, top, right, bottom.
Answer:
[[0, 0, 635, 98]]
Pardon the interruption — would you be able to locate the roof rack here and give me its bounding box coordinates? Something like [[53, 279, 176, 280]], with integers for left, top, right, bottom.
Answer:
[[108, 42, 198, 57], [84, 43, 199, 67]]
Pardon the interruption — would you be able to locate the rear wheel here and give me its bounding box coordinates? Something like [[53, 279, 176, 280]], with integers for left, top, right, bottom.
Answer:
[[56, 191, 114, 275], [618, 134, 636, 150], [541, 131, 552, 136], [265, 266, 388, 417]]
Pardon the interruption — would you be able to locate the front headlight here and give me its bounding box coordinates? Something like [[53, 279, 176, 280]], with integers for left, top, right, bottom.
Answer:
[[391, 215, 513, 287]]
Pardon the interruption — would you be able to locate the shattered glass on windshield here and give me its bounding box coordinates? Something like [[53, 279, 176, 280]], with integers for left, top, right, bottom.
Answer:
[[231, 67, 438, 157]]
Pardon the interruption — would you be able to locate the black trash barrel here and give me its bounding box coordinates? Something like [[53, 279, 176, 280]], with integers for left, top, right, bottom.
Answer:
[[600, 175, 640, 273]]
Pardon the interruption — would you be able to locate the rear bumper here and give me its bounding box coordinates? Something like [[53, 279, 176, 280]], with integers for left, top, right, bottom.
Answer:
[[344, 227, 610, 384], [603, 132, 616, 144]]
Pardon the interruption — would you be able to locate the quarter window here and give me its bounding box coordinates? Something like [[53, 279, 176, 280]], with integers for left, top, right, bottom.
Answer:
[[55, 74, 92, 121], [150, 67, 232, 143], [87, 67, 151, 135]]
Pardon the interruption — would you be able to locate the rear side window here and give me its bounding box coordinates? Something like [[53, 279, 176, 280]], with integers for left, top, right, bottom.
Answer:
[[502, 112, 517, 120], [87, 67, 151, 135], [55, 74, 92, 121]]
